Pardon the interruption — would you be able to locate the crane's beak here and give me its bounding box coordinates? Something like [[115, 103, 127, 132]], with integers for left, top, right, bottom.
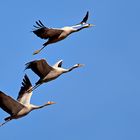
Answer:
[[47, 101, 56, 105], [89, 24, 95, 27], [78, 64, 85, 67], [83, 23, 95, 28]]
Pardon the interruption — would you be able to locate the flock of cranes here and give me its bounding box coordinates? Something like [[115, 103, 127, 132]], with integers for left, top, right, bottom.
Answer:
[[0, 11, 93, 126]]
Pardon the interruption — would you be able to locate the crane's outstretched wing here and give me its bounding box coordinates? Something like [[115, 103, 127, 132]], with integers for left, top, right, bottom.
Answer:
[[33, 20, 63, 39], [25, 59, 53, 78], [0, 91, 24, 115], [79, 11, 89, 24], [53, 60, 63, 68], [17, 74, 32, 105]]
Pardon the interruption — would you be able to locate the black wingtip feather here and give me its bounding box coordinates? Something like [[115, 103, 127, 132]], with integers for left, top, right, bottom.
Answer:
[[33, 20, 45, 29], [17, 75, 32, 101], [58, 61, 63, 67], [33, 25, 40, 28], [36, 21, 42, 27], [39, 20, 45, 27], [80, 11, 89, 23], [21, 74, 32, 90], [25, 62, 31, 70]]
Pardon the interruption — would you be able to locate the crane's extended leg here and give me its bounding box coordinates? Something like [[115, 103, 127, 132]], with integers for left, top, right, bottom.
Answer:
[[27, 83, 41, 92], [31, 84, 41, 91], [33, 45, 47, 55], [0, 119, 11, 127]]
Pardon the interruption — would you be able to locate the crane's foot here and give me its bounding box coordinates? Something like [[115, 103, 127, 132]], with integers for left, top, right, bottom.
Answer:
[[33, 50, 40, 55], [0, 123, 4, 127], [0, 121, 7, 127]]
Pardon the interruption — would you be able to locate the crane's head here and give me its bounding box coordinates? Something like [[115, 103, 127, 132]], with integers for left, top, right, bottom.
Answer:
[[73, 63, 85, 68], [71, 23, 94, 31], [46, 101, 56, 105], [71, 11, 95, 31], [82, 23, 94, 28]]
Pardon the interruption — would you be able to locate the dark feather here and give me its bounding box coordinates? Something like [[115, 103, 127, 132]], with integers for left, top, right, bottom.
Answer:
[[33, 25, 40, 28], [39, 20, 45, 27], [58, 61, 63, 67], [0, 91, 24, 115], [25, 59, 53, 78], [33, 27, 63, 39], [80, 11, 89, 23], [33, 20, 63, 39], [17, 74, 32, 101], [36, 21, 42, 27]]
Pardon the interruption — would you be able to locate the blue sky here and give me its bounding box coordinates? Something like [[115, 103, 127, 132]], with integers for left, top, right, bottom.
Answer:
[[0, 0, 140, 140]]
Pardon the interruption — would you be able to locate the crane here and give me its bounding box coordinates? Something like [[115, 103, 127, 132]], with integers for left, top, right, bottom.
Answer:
[[25, 59, 84, 91], [0, 74, 55, 127], [32, 11, 94, 54]]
